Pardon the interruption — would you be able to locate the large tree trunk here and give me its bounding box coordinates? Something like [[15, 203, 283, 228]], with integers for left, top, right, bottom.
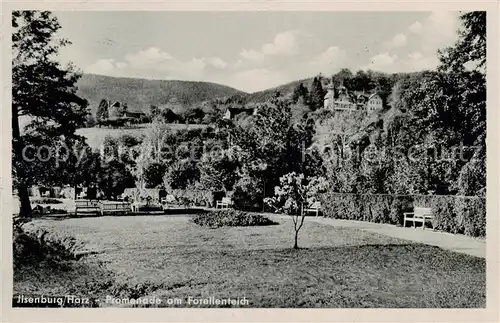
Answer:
[[12, 107, 32, 217], [17, 185, 32, 217]]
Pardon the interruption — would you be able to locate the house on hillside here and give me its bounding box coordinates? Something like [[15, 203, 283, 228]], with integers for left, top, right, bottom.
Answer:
[[105, 101, 146, 124], [354, 92, 369, 109], [223, 106, 257, 120], [123, 110, 147, 120], [366, 93, 383, 113], [336, 83, 357, 110], [108, 101, 123, 120], [323, 83, 357, 111], [323, 82, 383, 113]]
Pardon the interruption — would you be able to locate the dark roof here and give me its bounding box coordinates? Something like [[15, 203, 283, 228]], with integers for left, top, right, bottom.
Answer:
[[368, 93, 382, 100]]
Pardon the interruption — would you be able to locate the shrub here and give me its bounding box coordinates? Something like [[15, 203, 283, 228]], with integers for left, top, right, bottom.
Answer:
[[49, 208, 68, 215], [138, 205, 162, 212], [119, 134, 142, 147], [363, 195, 392, 223], [454, 197, 486, 237], [31, 205, 68, 216], [389, 196, 414, 225], [13, 221, 86, 268], [191, 209, 277, 228]]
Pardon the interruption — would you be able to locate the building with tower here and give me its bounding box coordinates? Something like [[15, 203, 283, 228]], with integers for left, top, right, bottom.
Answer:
[[323, 82, 383, 113], [323, 82, 357, 111]]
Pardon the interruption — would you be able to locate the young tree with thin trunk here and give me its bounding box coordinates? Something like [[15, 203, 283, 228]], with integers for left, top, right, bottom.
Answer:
[[265, 172, 328, 249]]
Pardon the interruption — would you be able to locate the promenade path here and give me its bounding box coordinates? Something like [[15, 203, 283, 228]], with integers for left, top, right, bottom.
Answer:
[[270, 214, 486, 258]]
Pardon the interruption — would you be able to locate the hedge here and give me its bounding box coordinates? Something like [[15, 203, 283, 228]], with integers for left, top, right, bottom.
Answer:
[[319, 192, 485, 237]]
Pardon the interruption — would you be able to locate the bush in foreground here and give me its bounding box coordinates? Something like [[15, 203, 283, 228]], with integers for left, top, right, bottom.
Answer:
[[191, 209, 277, 228], [13, 220, 87, 268]]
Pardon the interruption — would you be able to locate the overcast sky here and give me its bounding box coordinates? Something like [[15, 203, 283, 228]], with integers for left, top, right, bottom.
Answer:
[[54, 11, 461, 93]]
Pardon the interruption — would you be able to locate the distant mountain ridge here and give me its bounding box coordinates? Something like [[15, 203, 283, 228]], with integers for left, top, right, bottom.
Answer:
[[77, 71, 408, 114], [76, 74, 248, 114]]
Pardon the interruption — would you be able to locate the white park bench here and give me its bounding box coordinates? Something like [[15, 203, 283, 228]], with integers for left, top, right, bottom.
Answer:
[[75, 199, 100, 216], [303, 201, 321, 217], [216, 197, 232, 209], [99, 201, 131, 215], [131, 201, 141, 213], [404, 207, 434, 230], [161, 194, 177, 210]]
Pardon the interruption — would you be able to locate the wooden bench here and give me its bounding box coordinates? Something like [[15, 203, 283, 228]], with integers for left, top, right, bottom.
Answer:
[[161, 195, 177, 210], [99, 201, 131, 215], [303, 201, 321, 217], [76, 191, 86, 200], [75, 199, 100, 216], [404, 207, 434, 229], [216, 197, 232, 209], [131, 201, 142, 213]]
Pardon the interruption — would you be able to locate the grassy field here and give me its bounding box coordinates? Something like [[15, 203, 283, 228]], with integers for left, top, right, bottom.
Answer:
[[76, 123, 209, 149], [14, 215, 486, 308]]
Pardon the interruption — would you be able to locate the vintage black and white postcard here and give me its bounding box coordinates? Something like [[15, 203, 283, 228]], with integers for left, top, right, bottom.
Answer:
[[1, 1, 498, 322]]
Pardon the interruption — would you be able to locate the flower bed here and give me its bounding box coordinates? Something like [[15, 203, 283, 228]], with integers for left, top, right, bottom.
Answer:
[[191, 209, 278, 228]]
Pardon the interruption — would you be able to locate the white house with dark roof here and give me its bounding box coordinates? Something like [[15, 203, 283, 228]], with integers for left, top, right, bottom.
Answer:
[[366, 93, 383, 113], [106, 101, 146, 122], [323, 82, 383, 113]]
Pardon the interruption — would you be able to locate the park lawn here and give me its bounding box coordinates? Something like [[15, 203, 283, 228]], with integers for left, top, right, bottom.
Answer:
[[14, 215, 485, 308]]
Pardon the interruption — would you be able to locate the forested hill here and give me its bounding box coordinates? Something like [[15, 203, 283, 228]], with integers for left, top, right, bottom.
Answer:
[[77, 70, 419, 115], [76, 74, 247, 114], [246, 78, 316, 103], [244, 70, 415, 104]]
